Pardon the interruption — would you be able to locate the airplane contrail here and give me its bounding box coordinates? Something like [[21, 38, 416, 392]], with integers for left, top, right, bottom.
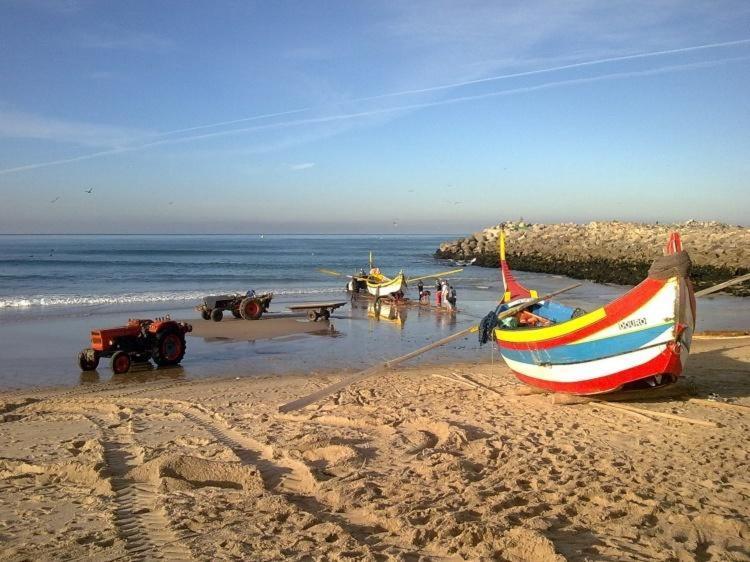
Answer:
[[358, 38, 750, 100], [128, 37, 750, 140], [91, 56, 750, 147], [0, 107, 312, 174], [1, 47, 748, 175]]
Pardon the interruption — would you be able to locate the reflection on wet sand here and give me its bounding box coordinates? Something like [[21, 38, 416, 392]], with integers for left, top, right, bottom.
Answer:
[[79, 364, 187, 386], [367, 300, 408, 328]]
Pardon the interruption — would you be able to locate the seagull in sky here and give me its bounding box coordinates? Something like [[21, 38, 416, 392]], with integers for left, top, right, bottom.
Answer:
[[50, 196, 60, 203], [84, 187, 93, 194]]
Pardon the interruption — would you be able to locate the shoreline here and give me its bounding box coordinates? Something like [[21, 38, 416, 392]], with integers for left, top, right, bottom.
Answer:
[[1, 336, 748, 560], [436, 221, 750, 296]]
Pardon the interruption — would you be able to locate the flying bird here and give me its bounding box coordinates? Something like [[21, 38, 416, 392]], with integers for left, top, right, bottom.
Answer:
[[50, 196, 60, 204], [84, 188, 93, 194]]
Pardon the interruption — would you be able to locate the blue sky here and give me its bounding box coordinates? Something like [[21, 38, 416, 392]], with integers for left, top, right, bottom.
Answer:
[[0, 1, 748, 233]]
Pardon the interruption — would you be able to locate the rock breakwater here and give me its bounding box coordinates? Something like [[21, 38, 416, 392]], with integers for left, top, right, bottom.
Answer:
[[436, 221, 749, 296]]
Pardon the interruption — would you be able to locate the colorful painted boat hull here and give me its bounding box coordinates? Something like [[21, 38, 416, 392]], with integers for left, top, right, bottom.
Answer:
[[493, 233, 696, 395], [366, 272, 407, 298]]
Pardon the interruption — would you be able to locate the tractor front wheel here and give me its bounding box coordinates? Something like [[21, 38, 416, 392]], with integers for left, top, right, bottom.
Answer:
[[152, 330, 186, 367], [111, 351, 132, 374], [240, 298, 263, 320], [211, 309, 223, 322], [77, 349, 99, 371]]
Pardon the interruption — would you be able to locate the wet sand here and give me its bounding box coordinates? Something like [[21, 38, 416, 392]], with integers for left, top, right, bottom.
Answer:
[[188, 316, 334, 341], [1, 336, 748, 561]]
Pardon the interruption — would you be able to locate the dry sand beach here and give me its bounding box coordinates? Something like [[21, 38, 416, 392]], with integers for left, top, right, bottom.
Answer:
[[1, 334, 748, 561]]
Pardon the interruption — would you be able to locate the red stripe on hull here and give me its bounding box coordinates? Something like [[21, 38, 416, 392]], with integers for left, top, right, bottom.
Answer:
[[499, 277, 667, 351], [501, 260, 532, 300], [512, 346, 684, 395]]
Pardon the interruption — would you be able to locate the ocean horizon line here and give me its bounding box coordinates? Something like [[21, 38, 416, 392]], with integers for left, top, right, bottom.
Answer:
[[0, 232, 464, 237]]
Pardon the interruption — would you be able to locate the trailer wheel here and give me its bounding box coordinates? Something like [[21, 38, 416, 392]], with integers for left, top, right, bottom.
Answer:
[[152, 330, 186, 366], [240, 298, 263, 320], [111, 351, 131, 374], [307, 310, 318, 321], [77, 349, 99, 371], [211, 309, 223, 322], [201, 309, 211, 320]]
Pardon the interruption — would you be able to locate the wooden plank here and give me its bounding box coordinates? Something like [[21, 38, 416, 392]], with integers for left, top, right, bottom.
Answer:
[[277, 283, 582, 413], [287, 301, 348, 311], [688, 398, 750, 413], [277, 366, 381, 413], [594, 401, 720, 428], [694, 273, 750, 298]]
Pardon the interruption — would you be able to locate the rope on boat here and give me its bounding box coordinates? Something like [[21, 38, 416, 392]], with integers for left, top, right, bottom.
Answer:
[[478, 308, 501, 346]]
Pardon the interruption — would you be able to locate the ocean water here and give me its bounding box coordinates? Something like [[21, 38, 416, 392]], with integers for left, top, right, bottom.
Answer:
[[0, 234, 453, 312], [0, 234, 747, 389]]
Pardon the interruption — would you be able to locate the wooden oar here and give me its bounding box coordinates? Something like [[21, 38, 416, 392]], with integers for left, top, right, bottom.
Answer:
[[694, 272, 750, 298], [405, 268, 464, 283], [277, 282, 581, 413], [317, 268, 348, 277]]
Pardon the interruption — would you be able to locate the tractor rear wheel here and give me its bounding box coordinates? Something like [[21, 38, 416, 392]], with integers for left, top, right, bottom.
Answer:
[[211, 309, 223, 322], [111, 351, 131, 374], [240, 298, 263, 320], [201, 309, 211, 320], [152, 330, 186, 367], [77, 349, 99, 371]]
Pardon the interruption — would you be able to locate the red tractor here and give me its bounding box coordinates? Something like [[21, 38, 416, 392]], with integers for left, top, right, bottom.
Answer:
[[77, 317, 192, 374]]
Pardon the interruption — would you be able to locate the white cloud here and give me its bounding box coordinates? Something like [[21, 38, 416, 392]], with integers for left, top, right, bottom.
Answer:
[[290, 162, 316, 171], [0, 110, 153, 147]]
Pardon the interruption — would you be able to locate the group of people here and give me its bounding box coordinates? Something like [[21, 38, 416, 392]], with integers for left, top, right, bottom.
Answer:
[[416, 279, 457, 310]]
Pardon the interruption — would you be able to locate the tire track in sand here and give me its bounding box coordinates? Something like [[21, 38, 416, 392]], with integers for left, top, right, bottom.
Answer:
[[86, 410, 195, 561], [171, 403, 317, 497], [167, 401, 400, 550]]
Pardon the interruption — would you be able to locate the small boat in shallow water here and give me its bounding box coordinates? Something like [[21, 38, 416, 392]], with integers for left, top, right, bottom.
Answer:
[[321, 252, 462, 299], [490, 231, 696, 395]]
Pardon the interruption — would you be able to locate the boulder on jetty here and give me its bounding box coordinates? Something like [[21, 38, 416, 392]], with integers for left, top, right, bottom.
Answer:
[[435, 220, 749, 296]]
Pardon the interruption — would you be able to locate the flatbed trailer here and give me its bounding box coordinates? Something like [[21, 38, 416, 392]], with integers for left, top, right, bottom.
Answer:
[[287, 301, 348, 321]]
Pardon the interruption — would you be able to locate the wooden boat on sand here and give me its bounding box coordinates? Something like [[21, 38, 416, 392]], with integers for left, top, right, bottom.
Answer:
[[490, 231, 696, 395], [320, 252, 462, 300]]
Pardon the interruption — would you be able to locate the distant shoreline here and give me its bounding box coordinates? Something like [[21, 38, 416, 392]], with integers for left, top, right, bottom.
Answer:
[[436, 220, 750, 297]]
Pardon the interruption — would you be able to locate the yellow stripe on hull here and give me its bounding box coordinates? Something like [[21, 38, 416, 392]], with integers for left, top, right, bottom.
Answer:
[[495, 307, 607, 343], [366, 273, 406, 296]]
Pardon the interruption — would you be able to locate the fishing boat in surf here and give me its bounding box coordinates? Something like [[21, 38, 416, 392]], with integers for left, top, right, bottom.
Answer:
[[319, 252, 463, 300], [362, 269, 407, 298], [487, 231, 696, 395]]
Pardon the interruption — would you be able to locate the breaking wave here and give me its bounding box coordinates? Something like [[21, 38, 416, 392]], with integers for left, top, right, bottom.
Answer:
[[0, 287, 345, 309]]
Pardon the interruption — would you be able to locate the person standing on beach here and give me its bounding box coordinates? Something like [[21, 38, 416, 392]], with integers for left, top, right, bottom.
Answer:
[[417, 280, 424, 302], [441, 279, 449, 308], [435, 279, 442, 306], [448, 285, 457, 310]]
